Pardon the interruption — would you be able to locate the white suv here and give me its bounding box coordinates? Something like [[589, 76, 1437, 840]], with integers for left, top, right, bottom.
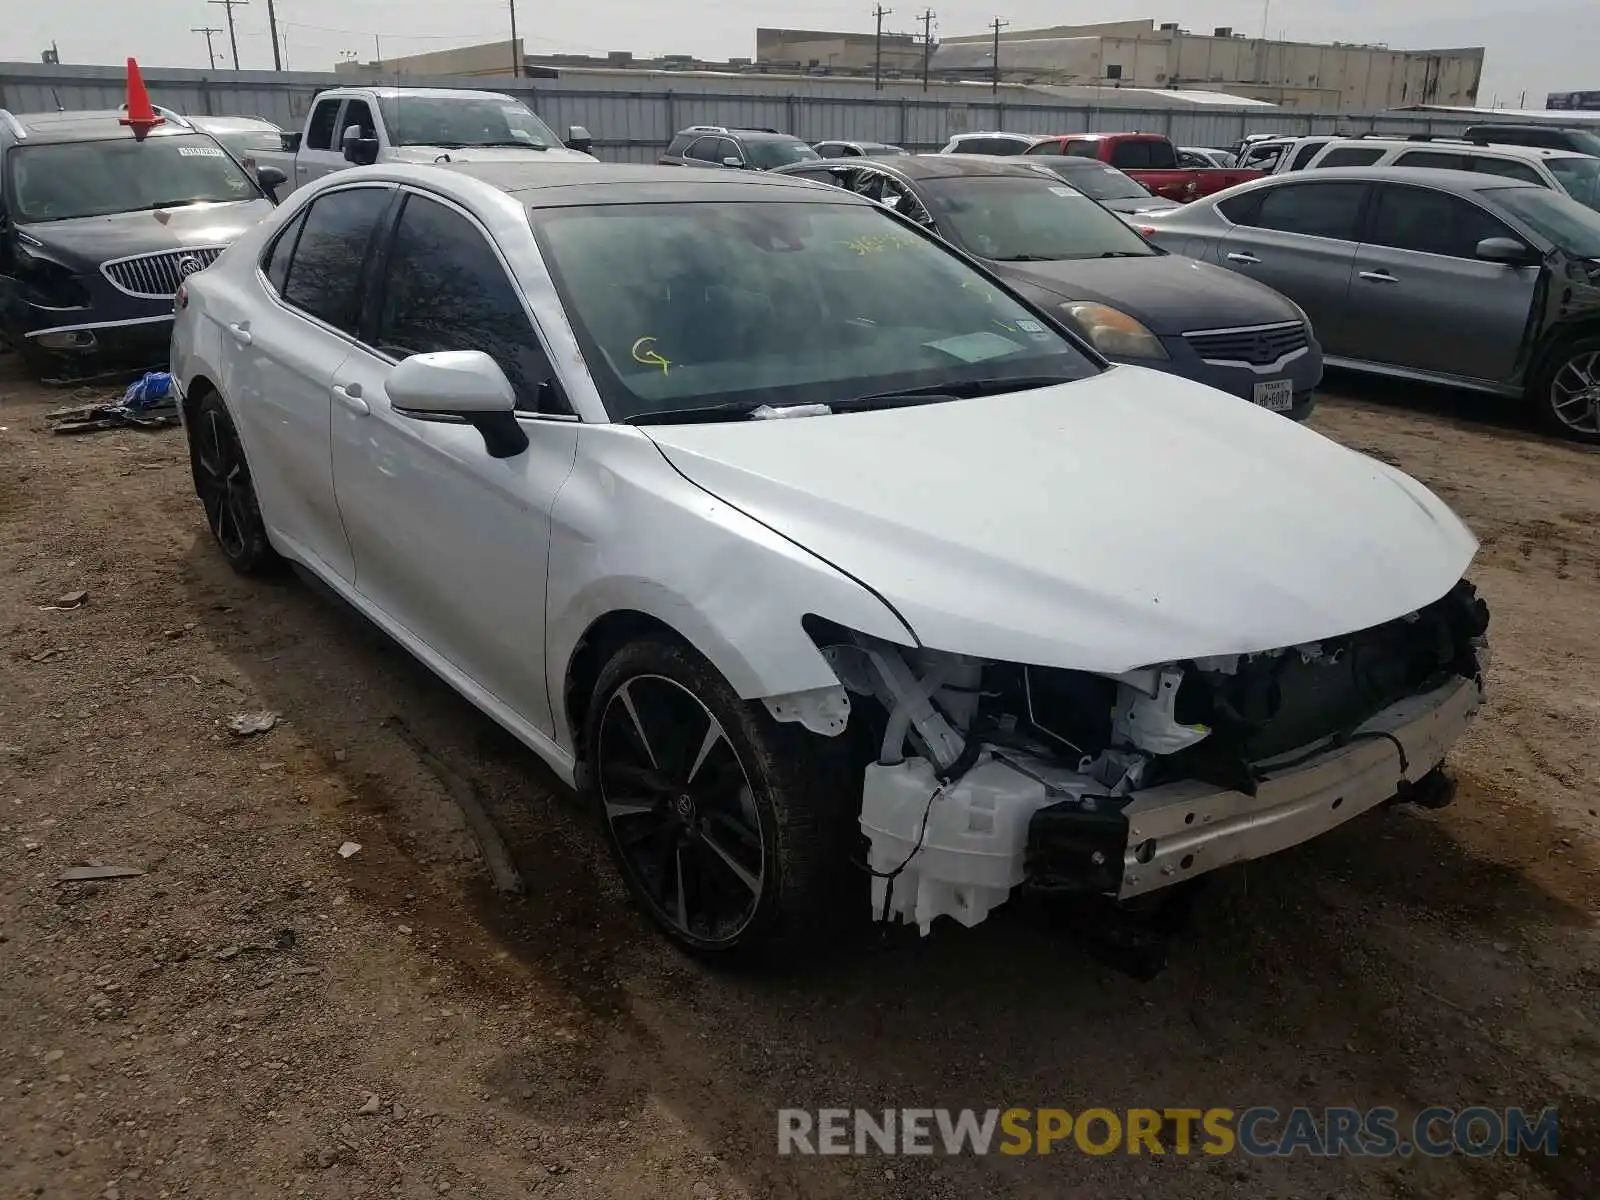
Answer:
[[939, 131, 1043, 155], [1299, 137, 1600, 209]]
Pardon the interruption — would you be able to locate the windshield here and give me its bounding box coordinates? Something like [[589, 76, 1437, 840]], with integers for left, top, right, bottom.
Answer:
[[1485, 185, 1600, 256], [918, 175, 1158, 260], [745, 139, 821, 169], [377, 95, 559, 149], [529, 201, 1098, 422], [1028, 157, 1151, 200], [1545, 157, 1600, 211], [9, 134, 261, 222]]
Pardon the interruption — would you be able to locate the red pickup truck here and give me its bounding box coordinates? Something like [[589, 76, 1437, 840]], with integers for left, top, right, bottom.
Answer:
[[1023, 132, 1264, 202]]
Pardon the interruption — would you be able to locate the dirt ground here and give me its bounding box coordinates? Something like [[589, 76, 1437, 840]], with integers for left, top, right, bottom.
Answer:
[[1, 360, 1597, 1200]]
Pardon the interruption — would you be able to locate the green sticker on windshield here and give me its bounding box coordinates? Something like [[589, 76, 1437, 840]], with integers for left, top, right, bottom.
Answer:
[[924, 331, 1023, 363]]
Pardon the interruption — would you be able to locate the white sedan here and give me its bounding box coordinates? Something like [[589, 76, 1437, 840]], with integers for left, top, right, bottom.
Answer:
[[171, 161, 1489, 958]]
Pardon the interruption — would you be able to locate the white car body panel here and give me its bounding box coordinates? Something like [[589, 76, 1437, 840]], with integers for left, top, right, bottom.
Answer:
[[643, 366, 1477, 675]]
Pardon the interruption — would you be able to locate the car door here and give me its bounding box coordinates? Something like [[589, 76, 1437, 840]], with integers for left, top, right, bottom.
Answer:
[[1348, 182, 1538, 383], [294, 96, 349, 187], [1216, 180, 1368, 355], [226, 183, 394, 580], [329, 188, 580, 735]]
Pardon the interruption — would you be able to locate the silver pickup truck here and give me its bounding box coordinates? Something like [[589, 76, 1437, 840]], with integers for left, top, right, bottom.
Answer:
[[253, 86, 595, 198]]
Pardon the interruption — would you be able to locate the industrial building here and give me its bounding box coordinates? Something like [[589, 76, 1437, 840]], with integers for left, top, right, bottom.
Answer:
[[755, 28, 923, 74], [935, 19, 1484, 110]]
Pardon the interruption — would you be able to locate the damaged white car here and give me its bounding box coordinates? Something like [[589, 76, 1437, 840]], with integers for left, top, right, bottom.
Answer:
[[170, 161, 1489, 957]]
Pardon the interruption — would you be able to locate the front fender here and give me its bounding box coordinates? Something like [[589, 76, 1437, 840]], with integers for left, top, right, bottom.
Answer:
[[545, 424, 917, 753]]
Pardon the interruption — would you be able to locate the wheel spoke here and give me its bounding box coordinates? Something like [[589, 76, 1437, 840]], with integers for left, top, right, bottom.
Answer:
[[684, 716, 728, 787], [604, 798, 660, 821], [700, 826, 762, 895], [618, 682, 660, 770], [673, 843, 690, 931]]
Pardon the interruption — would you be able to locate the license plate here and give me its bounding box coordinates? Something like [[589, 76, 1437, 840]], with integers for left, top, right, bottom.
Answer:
[[1252, 379, 1294, 411]]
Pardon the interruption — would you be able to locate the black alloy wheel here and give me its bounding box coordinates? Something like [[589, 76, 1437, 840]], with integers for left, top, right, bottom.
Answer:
[[189, 392, 278, 573]]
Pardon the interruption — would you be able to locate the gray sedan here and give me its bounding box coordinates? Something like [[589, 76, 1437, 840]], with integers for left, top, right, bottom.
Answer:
[[772, 154, 1322, 418], [1139, 166, 1600, 442]]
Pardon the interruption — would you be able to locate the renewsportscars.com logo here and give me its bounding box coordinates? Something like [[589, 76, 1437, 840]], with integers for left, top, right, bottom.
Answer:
[[777, 1106, 1560, 1158]]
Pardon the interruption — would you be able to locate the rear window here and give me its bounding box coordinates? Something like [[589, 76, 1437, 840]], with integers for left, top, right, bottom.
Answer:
[[1107, 140, 1177, 170], [744, 138, 820, 169]]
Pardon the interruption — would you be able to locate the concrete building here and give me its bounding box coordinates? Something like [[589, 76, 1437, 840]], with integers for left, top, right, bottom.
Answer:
[[935, 19, 1484, 110], [755, 27, 923, 74]]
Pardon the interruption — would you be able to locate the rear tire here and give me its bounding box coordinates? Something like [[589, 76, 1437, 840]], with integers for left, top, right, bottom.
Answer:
[[585, 637, 857, 960], [188, 390, 280, 574], [1532, 334, 1600, 444]]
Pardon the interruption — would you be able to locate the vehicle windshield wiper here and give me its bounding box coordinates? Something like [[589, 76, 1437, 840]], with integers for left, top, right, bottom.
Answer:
[[470, 139, 549, 150], [138, 198, 208, 210], [989, 253, 1060, 262], [839, 375, 1082, 407], [1098, 250, 1151, 257], [623, 403, 766, 426]]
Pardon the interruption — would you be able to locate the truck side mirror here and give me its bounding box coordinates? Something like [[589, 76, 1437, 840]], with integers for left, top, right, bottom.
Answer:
[[565, 124, 593, 154], [341, 124, 380, 166]]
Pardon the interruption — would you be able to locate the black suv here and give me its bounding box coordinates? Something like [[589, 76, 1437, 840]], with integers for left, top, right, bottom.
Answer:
[[659, 125, 820, 171], [1463, 124, 1600, 156]]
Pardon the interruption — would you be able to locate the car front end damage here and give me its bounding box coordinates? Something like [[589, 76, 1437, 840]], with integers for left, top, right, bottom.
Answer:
[[808, 580, 1488, 934]]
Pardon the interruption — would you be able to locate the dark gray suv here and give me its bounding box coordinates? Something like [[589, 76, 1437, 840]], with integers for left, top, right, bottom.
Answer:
[[659, 125, 820, 171]]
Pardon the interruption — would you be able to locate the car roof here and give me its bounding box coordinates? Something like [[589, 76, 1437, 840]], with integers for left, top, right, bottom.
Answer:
[[1, 108, 202, 143], [390, 160, 858, 207], [950, 131, 1039, 141], [190, 115, 281, 132], [1329, 137, 1587, 162], [337, 87, 520, 102], [1227, 165, 1548, 193], [780, 153, 1050, 181]]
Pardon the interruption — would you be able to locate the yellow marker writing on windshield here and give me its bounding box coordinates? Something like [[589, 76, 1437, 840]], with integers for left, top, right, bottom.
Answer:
[[631, 336, 671, 376]]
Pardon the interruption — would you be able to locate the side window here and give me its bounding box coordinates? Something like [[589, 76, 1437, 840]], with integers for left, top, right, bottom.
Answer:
[[715, 137, 743, 165], [1177, 150, 1206, 168], [375, 194, 558, 413], [341, 98, 377, 140], [1468, 156, 1542, 184], [260, 209, 307, 293], [1249, 182, 1367, 240], [1108, 141, 1152, 170], [1365, 185, 1517, 259], [816, 143, 842, 158], [1025, 140, 1064, 156], [1216, 190, 1262, 224], [665, 133, 694, 156], [683, 137, 720, 163], [1289, 140, 1328, 170], [1144, 140, 1178, 169], [1063, 139, 1100, 158], [1313, 146, 1385, 168], [1394, 150, 1469, 170], [281, 187, 391, 332], [840, 144, 863, 157], [305, 98, 342, 151]]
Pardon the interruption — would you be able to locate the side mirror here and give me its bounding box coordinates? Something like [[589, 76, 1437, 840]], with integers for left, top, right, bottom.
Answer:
[[565, 124, 593, 154], [1475, 236, 1537, 266], [386, 351, 529, 459], [254, 164, 287, 202], [341, 124, 380, 166], [722, 156, 745, 169], [282, 130, 302, 153]]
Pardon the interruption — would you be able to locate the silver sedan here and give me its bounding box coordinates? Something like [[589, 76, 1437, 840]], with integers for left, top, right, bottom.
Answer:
[[1139, 166, 1600, 442]]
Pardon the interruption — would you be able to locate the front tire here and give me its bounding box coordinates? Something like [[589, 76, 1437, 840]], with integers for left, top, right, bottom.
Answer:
[[586, 638, 855, 959], [1532, 335, 1600, 444], [188, 390, 280, 574]]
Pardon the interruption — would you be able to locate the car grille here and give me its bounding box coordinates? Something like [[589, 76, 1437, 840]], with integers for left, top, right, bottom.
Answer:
[[1182, 321, 1309, 366], [101, 247, 227, 299]]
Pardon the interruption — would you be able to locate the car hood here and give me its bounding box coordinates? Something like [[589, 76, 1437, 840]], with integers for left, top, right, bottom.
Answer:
[[17, 199, 274, 267], [644, 367, 1477, 674], [992, 252, 1298, 335], [388, 145, 596, 164]]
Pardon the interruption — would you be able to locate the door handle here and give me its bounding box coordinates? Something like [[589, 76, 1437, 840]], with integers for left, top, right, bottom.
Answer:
[[296, 164, 309, 173], [227, 321, 252, 346], [1358, 270, 1399, 283], [1225, 251, 1262, 264], [332, 382, 369, 416]]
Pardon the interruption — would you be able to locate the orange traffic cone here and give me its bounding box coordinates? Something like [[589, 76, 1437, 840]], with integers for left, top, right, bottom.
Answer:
[[120, 58, 165, 138]]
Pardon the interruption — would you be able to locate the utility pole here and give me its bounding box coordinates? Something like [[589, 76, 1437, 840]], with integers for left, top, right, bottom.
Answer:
[[509, 0, 520, 77], [208, 0, 247, 70], [919, 8, 935, 92], [374, 34, 383, 71], [873, 5, 893, 92], [266, 0, 281, 70], [991, 16, 1007, 96], [192, 26, 224, 70]]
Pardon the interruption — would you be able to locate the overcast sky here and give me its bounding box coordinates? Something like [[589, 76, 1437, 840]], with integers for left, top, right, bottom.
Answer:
[[0, 1, 1588, 110]]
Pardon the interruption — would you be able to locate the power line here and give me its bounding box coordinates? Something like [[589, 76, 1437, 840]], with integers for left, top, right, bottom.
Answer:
[[191, 25, 224, 69], [208, 0, 248, 70], [873, 5, 893, 92]]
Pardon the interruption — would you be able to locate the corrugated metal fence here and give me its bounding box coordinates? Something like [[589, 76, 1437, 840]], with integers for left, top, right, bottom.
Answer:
[[0, 60, 1488, 161]]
